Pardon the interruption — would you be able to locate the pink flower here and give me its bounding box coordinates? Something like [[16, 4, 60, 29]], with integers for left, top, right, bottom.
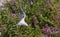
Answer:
[[56, 16, 60, 19], [10, 13, 17, 17]]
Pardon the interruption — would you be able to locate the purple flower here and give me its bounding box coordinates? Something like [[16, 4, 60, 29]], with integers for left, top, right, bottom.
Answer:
[[46, 0, 51, 7], [9, 0, 16, 2], [46, 34, 48, 37], [42, 25, 59, 37], [11, 14, 16, 17], [10, 13, 17, 17], [56, 16, 60, 19]]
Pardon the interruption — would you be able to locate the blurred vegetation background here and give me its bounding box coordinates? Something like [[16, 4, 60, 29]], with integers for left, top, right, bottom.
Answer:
[[0, 0, 60, 37]]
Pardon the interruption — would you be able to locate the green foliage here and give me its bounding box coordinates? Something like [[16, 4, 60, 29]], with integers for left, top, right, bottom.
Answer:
[[0, 0, 60, 37]]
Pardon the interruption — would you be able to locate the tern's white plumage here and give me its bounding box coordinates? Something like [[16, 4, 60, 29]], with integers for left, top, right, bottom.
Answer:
[[17, 18, 28, 26]]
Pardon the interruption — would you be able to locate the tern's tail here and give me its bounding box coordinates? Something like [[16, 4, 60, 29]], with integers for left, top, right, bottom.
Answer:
[[16, 20, 28, 26]]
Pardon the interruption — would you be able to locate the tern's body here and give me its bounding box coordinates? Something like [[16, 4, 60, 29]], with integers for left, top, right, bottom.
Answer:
[[17, 17, 28, 26], [16, 7, 28, 26]]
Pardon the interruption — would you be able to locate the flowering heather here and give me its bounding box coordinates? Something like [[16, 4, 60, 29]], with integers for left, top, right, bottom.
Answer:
[[10, 13, 17, 17], [41, 24, 60, 37], [56, 16, 60, 19]]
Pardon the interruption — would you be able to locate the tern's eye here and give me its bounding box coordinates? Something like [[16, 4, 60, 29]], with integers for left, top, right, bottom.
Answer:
[[23, 15, 24, 17]]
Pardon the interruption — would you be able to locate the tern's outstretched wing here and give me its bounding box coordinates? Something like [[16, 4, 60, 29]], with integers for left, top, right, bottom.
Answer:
[[19, 7, 26, 20], [16, 0, 28, 26], [16, 7, 28, 26]]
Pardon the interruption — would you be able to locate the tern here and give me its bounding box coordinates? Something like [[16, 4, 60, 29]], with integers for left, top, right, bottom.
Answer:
[[16, 7, 28, 26]]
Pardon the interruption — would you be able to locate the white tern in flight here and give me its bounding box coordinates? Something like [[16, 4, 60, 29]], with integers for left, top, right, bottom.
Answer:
[[16, 7, 28, 26]]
